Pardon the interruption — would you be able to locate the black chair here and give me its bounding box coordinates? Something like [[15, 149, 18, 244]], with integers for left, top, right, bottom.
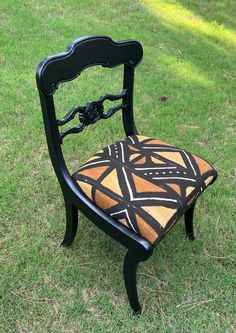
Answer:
[[36, 36, 217, 314]]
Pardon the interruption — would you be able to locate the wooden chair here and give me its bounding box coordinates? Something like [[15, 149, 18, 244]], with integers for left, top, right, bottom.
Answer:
[[36, 36, 217, 314]]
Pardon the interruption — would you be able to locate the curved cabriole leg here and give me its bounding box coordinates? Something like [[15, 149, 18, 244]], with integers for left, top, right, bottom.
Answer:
[[184, 202, 196, 240], [123, 250, 142, 314], [61, 200, 78, 246]]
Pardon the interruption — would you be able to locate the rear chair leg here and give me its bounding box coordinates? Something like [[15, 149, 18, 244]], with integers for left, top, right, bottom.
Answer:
[[123, 250, 142, 314], [184, 202, 195, 240], [61, 201, 78, 246]]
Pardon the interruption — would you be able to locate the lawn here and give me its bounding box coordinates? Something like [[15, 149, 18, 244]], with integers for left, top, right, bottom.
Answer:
[[0, 0, 235, 332]]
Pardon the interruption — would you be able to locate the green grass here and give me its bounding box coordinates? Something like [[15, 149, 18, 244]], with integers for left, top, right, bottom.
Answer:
[[0, 0, 235, 332]]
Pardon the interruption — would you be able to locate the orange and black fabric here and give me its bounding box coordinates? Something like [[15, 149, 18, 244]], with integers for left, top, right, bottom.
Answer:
[[73, 135, 217, 245]]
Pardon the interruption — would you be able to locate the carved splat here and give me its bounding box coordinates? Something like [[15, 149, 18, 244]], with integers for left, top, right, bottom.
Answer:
[[57, 90, 127, 142]]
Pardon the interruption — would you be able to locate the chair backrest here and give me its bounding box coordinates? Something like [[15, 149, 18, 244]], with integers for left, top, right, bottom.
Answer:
[[36, 36, 143, 187], [37, 36, 143, 141], [37, 36, 142, 96]]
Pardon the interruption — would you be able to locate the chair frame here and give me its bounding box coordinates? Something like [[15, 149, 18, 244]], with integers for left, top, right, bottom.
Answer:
[[36, 36, 195, 314]]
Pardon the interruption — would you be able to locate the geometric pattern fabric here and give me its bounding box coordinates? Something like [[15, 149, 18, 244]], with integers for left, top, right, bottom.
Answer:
[[73, 135, 217, 245]]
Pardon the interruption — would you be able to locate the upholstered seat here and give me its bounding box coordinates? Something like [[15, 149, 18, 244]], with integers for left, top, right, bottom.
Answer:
[[73, 135, 217, 245]]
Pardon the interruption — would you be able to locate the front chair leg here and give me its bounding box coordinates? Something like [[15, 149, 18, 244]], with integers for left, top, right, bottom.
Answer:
[[123, 250, 142, 314], [61, 200, 78, 246], [184, 202, 196, 240]]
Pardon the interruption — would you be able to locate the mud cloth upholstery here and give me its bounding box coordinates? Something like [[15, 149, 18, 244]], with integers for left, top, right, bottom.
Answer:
[[73, 135, 217, 245]]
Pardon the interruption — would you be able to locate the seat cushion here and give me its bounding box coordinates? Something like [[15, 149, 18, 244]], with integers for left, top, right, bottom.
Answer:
[[73, 135, 217, 245]]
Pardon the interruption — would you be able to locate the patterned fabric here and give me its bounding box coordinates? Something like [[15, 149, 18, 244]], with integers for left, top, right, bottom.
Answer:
[[73, 135, 217, 245]]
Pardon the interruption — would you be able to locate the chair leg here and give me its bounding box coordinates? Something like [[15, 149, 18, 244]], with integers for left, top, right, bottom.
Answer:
[[184, 202, 195, 240], [61, 200, 78, 246], [123, 250, 142, 314]]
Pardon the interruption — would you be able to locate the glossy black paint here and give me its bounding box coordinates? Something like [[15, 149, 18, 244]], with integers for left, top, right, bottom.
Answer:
[[37, 36, 143, 95], [36, 36, 195, 314], [185, 202, 196, 241]]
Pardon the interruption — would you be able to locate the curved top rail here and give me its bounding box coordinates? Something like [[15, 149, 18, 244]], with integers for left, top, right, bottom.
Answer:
[[36, 35, 143, 95]]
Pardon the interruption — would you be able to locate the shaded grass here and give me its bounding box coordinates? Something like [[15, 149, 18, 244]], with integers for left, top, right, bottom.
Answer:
[[0, 0, 235, 332]]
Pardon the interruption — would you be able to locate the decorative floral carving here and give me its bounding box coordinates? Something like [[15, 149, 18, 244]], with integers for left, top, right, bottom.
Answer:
[[80, 101, 104, 125]]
